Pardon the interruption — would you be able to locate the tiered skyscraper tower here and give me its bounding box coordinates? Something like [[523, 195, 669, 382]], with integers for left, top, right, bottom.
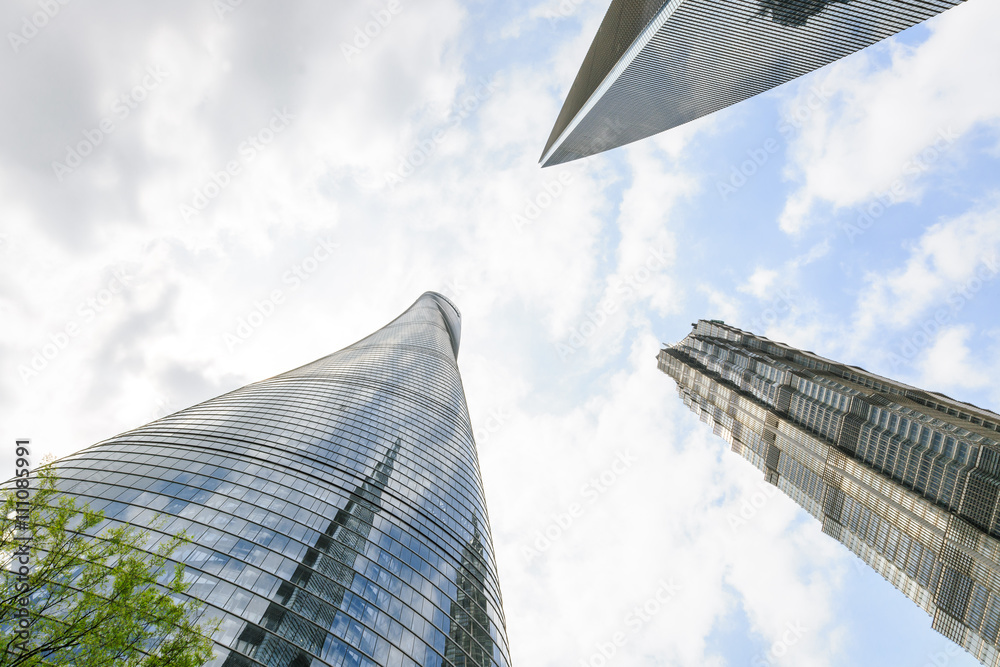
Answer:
[[660, 320, 1000, 666], [541, 0, 967, 166], [45, 292, 511, 667]]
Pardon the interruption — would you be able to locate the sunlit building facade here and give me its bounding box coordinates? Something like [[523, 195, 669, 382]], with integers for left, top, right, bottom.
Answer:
[[660, 320, 1000, 666], [45, 292, 511, 667], [540, 0, 966, 166]]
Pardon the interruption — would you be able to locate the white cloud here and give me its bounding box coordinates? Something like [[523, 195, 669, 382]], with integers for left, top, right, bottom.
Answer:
[[916, 325, 992, 391], [777, 0, 1000, 234], [698, 286, 743, 324], [489, 331, 850, 666], [499, 0, 601, 42], [851, 197, 1000, 339], [740, 267, 780, 298]]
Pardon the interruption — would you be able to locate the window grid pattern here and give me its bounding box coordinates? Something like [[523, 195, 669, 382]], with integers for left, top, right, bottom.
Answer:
[[32, 293, 511, 667], [542, 0, 964, 165], [660, 320, 1000, 667]]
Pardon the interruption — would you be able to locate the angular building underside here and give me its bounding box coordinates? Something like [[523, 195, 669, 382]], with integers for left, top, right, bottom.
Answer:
[[40, 293, 511, 667], [541, 0, 965, 166], [660, 320, 1000, 667]]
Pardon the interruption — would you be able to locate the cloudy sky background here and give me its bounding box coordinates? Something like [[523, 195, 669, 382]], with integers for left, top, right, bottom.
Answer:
[[3, 0, 1000, 665]]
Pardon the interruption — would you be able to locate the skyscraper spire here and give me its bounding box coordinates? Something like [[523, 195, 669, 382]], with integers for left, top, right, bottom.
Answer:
[[541, 0, 967, 166], [661, 319, 1000, 666], [41, 292, 511, 667]]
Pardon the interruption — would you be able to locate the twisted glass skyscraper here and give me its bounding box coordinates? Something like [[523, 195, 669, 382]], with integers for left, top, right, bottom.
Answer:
[[46, 292, 511, 667], [540, 0, 966, 166], [660, 320, 1000, 666]]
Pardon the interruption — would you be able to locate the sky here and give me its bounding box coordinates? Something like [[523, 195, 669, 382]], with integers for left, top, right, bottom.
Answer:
[[2, 0, 999, 665]]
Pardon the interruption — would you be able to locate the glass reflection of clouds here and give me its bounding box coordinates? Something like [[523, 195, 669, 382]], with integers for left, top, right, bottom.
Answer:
[[756, 0, 851, 27], [40, 293, 511, 667]]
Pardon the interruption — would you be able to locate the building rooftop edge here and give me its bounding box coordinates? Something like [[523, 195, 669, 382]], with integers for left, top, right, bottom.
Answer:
[[539, 0, 682, 167], [671, 318, 1000, 420]]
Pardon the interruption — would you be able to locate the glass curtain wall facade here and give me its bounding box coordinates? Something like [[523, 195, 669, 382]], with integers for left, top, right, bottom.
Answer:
[[540, 0, 966, 166], [42, 292, 511, 667], [660, 320, 1000, 666]]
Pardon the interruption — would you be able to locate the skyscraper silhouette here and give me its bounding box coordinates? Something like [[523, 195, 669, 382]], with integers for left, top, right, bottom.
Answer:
[[661, 320, 1000, 666], [540, 0, 966, 166], [44, 292, 510, 667]]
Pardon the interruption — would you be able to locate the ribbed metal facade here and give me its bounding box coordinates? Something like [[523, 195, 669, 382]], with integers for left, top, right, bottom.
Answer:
[[541, 0, 965, 166], [45, 292, 511, 667], [660, 320, 1000, 666]]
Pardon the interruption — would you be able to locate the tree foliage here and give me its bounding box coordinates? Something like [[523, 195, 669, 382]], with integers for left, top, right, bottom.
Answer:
[[1, 466, 217, 666]]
